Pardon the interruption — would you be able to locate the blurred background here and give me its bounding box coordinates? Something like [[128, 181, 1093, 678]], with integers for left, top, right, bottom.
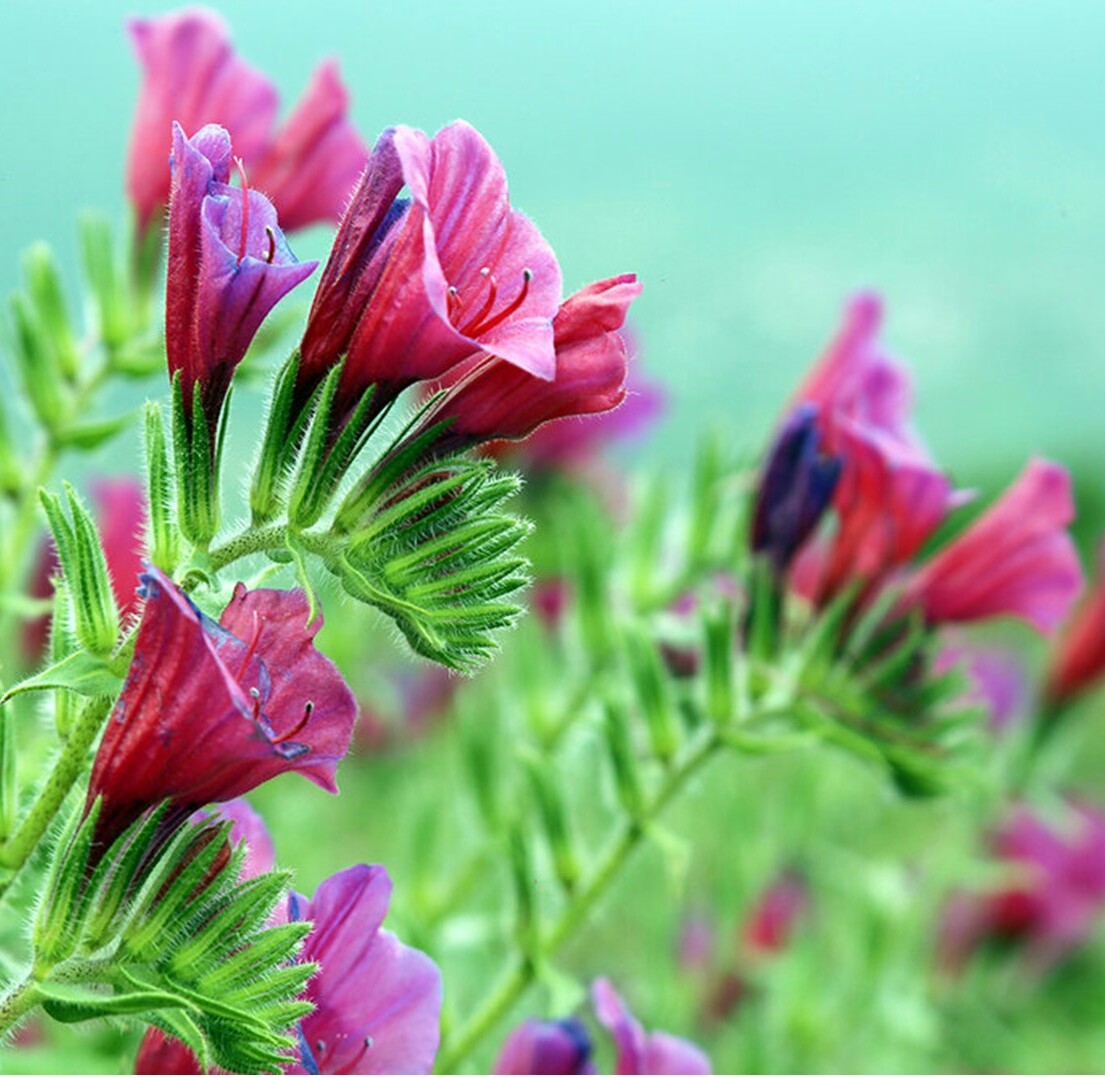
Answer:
[[4, 3, 1105, 1073], [3, 0, 1105, 486]]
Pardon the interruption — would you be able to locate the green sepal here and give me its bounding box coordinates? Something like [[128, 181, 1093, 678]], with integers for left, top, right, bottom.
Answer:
[[8, 292, 68, 432], [79, 212, 130, 351], [38, 485, 120, 657], [287, 361, 384, 529], [687, 430, 727, 569], [22, 242, 79, 382], [521, 749, 581, 892], [507, 823, 539, 960], [602, 694, 646, 819], [626, 476, 671, 610], [171, 374, 223, 548], [460, 706, 503, 833], [703, 602, 735, 726], [0, 396, 21, 497], [0, 651, 122, 706], [32, 801, 100, 966], [144, 402, 180, 573], [53, 412, 133, 451], [250, 349, 312, 524], [38, 983, 195, 1024], [624, 624, 680, 763]]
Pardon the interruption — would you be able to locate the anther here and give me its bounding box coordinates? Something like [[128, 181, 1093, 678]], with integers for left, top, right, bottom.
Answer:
[[264, 225, 277, 265], [272, 700, 313, 745], [462, 267, 532, 337]]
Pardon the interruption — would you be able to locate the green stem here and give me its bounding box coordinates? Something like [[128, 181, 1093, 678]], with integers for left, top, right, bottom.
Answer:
[[206, 524, 288, 573], [436, 732, 721, 1073], [0, 976, 41, 1037], [0, 696, 112, 880]]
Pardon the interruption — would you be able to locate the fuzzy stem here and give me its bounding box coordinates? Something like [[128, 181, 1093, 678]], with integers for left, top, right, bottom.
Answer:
[[0, 976, 42, 1038], [435, 732, 722, 1073], [206, 524, 289, 573], [0, 696, 112, 881]]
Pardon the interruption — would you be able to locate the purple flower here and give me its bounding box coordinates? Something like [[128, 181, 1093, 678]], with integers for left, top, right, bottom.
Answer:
[[87, 566, 356, 851], [166, 123, 316, 428], [287, 865, 442, 1074], [193, 797, 275, 881], [751, 404, 841, 576], [495, 1018, 595, 1074], [592, 980, 711, 1075], [933, 642, 1029, 732]]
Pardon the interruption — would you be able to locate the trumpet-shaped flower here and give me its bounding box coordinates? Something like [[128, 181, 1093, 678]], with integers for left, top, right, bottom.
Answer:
[[167, 123, 316, 426], [495, 1018, 595, 1074], [1046, 542, 1105, 706], [127, 9, 364, 237], [287, 865, 443, 1075], [425, 275, 641, 454], [902, 459, 1083, 633], [86, 566, 356, 850], [298, 121, 561, 421]]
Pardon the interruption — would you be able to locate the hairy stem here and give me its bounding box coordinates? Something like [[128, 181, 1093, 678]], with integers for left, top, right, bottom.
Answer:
[[206, 524, 289, 573], [0, 696, 113, 883], [0, 976, 41, 1038], [436, 732, 722, 1073]]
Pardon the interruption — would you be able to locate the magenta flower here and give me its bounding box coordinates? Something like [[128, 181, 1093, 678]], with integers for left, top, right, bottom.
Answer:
[[166, 123, 317, 427], [1046, 541, 1105, 706], [86, 566, 356, 850], [933, 642, 1029, 732], [940, 802, 1105, 972], [741, 870, 809, 955], [249, 59, 368, 233], [287, 865, 442, 1074], [23, 477, 147, 664], [126, 8, 277, 238], [126, 9, 365, 238], [425, 275, 641, 454], [495, 1018, 595, 1074], [592, 979, 711, 1075], [298, 121, 562, 420], [902, 459, 1083, 633]]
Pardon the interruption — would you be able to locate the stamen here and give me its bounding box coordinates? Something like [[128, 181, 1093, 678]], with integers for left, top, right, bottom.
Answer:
[[264, 225, 276, 265], [458, 266, 497, 336], [235, 612, 264, 681], [232, 156, 251, 265], [272, 700, 313, 745], [447, 285, 462, 320], [462, 268, 532, 337]]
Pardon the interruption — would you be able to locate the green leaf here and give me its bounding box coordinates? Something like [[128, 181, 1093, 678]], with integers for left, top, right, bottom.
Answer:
[[38, 982, 195, 1024], [0, 650, 122, 705]]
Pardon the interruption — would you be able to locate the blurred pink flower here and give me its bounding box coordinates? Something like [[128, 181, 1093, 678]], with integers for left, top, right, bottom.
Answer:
[[902, 459, 1083, 634], [495, 1018, 595, 1074], [1046, 541, 1105, 706], [127, 8, 364, 237], [933, 642, 1030, 732]]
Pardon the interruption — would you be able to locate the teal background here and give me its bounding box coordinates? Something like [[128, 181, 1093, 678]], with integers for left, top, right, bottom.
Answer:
[[2, 1, 1105, 481]]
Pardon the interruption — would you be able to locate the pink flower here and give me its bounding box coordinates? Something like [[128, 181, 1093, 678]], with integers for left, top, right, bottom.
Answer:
[[23, 478, 147, 664], [287, 865, 442, 1074], [1046, 542, 1105, 706], [592, 979, 711, 1075], [126, 9, 364, 238], [495, 1018, 595, 1075], [298, 121, 561, 422], [166, 123, 316, 428], [126, 8, 277, 237], [425, 275, 641, 454], [939, 802, 1105, 972], [902, 459, 1083, 633], [87, 566, 356, 850], [249, 60, 368, 233], [789, 294, 961, 604], [933, 642, 1029, 732], [741, 870, 808, 955]]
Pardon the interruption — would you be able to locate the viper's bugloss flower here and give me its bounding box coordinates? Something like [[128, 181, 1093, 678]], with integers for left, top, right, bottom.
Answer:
[[592, 979, 711, 1075], [423, 275, 641, 455], [1046, 542, 1105, 706], [742, 869, 809, 955], [939, 802, 1105, 972], [751, 404, 841, 576], [23, 477, 147, 663], [933, 642, 1029, 732], [167, 123, 317, 427], [789, 295, 962, 604], [86, 566, 356, 850], [193, 796, 275, 880], [287, 865, 443, 1075], [495, 1018, 594, 1075], [127, 9, 364, 238], [298, 121, 561, 420], [902, 459, 1083, 633], [249, 59, 368, 234]]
